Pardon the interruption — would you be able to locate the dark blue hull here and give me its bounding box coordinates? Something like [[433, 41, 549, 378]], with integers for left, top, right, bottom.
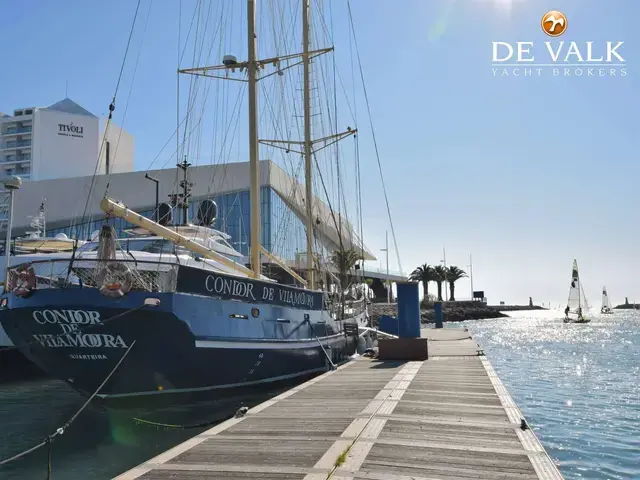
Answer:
[[0, 288, 362, 408]]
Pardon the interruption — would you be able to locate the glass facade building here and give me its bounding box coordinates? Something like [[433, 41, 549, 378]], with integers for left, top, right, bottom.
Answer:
[[47, 186, 316, 263]]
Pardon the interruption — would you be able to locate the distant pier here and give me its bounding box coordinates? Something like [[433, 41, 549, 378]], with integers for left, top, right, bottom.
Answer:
[[115, 328, 563, 480]]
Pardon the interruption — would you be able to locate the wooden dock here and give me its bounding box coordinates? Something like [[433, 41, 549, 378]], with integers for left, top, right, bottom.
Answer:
[[115, 328, 563, 480]]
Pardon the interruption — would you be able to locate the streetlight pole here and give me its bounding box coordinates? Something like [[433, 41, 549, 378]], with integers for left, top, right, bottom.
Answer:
[[441, 246, 448, 302], [144, 173, 160, 222], [467, 253, 474, 301], [380, 230, 390, 303], [3, 176, 22, 292]]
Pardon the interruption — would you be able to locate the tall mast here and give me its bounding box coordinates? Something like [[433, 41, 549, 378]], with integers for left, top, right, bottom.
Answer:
[[302, 0, 314, 289], [248, 0, 262, 279], [178, 0, 356, 285]]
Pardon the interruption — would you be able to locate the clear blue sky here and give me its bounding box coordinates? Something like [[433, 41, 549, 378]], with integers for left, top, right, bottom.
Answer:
[[1, 0, 638, 306]]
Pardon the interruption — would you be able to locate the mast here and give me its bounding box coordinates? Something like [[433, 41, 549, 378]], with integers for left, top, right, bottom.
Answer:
[[302, 0, 314, 289], [576, 261, 581, 311], [177, 157, 192, 225], [248, 0, 262, 279], [178, 0, 356, 285]]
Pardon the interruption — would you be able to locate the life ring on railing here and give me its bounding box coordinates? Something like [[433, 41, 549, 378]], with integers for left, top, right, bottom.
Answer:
[[10, 265, 36, 297], [96, 263, 133, 298]]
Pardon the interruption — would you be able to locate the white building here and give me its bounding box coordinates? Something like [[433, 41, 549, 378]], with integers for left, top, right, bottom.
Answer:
[[0, 97, 134, 228]]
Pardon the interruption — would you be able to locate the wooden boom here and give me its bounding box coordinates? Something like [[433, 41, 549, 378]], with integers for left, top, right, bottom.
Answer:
[[99, 196, 256, 278]]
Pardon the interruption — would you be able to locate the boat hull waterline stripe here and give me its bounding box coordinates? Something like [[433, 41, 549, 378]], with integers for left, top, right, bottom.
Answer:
[[194, 334, 345, 350]]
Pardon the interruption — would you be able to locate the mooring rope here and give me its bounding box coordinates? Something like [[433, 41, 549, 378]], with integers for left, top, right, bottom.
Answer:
[[132, 412, 234, 431], [0, 340, 137, 471], [303, 317, 336, 370]]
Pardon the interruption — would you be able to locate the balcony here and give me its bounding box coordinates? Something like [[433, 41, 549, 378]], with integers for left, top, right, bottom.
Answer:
[[1, 139, 31, 150], [2, 153, 30, 163], [2, 126, 32, 136]]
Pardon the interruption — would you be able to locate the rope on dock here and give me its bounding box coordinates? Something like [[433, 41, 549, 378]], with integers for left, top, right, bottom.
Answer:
[[131, 405, 250, 431], [132, 414, 231, 430], [303, 317, 337, 370], [0, 340, 137, 471]]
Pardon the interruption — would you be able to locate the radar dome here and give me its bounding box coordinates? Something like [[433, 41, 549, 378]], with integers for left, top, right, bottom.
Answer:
[[157, 203, 173, 226], [54, 233, 68, 240], [197, 199, 217, 226]]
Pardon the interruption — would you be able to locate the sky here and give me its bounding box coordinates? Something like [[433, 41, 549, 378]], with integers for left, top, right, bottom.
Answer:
[[0, 0, 638, 306]]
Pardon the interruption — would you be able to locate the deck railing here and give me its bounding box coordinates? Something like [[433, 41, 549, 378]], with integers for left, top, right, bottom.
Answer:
[[6, 258, 180, 293]]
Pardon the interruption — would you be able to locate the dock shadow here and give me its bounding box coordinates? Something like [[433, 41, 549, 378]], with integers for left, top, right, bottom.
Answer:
[[368, 360, 409, 369]]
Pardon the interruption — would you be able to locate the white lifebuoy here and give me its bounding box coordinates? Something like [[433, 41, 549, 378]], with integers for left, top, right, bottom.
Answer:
[[96, 263, 133, 298]]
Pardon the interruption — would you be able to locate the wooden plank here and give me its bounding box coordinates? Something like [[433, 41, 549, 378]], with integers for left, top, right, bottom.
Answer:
[[114, 328, 563, 480]]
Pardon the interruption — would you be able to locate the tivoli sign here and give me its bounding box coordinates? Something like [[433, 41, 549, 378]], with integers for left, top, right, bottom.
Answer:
[[57, 122, 84, 138]]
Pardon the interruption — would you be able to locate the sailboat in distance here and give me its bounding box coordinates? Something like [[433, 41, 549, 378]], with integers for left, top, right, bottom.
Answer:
[[601, 286, 614, 314], [563, 259, 591, 324]]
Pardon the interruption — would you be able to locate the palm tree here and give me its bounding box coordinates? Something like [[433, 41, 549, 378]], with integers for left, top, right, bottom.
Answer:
[[445, 266, 467, 302], [330, 248, 362, 289], [409, 264, 437, 300], [432, 265, 447, 301]]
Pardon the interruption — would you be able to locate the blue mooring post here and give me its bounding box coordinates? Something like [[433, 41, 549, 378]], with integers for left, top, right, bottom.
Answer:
[[396, 281, 420, 338], [434, 301, 443, 329]]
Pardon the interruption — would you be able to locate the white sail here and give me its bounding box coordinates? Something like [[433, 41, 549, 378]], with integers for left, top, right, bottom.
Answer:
[[567, 259, 583, 313], [565, 259, 590, 323], [601, 286, 612, 313]]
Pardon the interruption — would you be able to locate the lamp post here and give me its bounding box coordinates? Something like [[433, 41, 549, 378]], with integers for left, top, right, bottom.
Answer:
[[466, 253, 474, 301], [440, 246, 448, 301], [144, 173, 160, 222], [3, 176, 22, 291], [380, 230, 390, 303]]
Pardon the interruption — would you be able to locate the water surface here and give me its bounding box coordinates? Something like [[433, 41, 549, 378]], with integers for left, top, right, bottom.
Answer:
[[453, 309, 640, 480], [0, 377, 282, 479]]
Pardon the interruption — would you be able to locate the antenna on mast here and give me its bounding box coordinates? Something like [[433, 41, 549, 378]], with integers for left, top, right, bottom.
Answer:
[[177, 156, 193, 226]]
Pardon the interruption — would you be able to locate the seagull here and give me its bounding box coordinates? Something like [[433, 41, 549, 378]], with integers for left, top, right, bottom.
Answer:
[[544, 14, 565, 33]]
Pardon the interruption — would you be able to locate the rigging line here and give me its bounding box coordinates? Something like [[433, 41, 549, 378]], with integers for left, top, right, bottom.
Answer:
[[206, 0, 226, 181], [176, 0, 182, 215], [355, 135, 365, 279], [192, 0, 219, 170], [181, 0, 203, 165], [0, 340, 136, 468], [314, 1, 356, 123], [312, 153, 346, 269], [258, 85, 302, 254], [207, 6, 225, 167], [348, 6, 364, 279], [208, 4, 234, 193], [329, 1, 344, 249], [205, 86, 246, 197], [187, 0, 216, 170], [113, 0, 153, 165], [347, 0, 403, 274], [73, 0, 141, 247]]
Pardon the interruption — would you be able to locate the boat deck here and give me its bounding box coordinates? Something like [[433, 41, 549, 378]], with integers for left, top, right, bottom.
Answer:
[[115, 328, 563, 480]]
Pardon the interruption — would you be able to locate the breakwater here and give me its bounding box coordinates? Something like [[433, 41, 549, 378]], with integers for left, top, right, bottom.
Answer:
[[370, 301, 519, 325]]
